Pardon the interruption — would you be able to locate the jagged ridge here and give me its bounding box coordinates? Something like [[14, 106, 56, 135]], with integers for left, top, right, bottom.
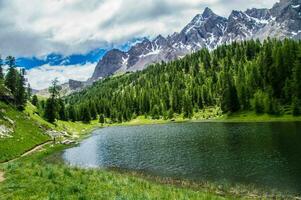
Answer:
[[91, 0, 301, 81]]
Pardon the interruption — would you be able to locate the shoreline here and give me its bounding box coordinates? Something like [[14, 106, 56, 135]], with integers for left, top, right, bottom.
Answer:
[[106, 113, 301, 127], [52, 118, 301, 199], [2, 141, 300, 200], [1, 111, 301, 199]]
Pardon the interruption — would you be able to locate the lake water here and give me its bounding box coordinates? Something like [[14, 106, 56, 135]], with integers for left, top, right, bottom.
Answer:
[[62, 122, 301, 194]]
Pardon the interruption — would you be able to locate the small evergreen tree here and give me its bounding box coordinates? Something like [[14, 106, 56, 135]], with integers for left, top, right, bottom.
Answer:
[[5, 56, 18, 99], [58, 99, 66, 121], [99, 114, 105, 125], [151, 105, 160, 119], [68, 105, 77, 122], [0, 56, 3, 80], [168, 109, 174, 119], [89, 102, 97, 120], [44, 79, 61, 123], [27, 83, 32, 100], [44, 98, 57, 123], [0, 56, 4, 97], [253, 90, 265, 114], [31, 95, 39, 106], [221, 75, 240, 113], [183, 93, 193, 118], [15, 69, 27, 110], [82, 106, 91, 123]]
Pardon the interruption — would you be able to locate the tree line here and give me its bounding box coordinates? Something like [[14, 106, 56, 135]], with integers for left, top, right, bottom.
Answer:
[[34, 38, 301, 123], [0, 56, 30, 110]]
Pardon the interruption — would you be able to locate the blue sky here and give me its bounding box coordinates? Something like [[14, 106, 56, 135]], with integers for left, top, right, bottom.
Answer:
[[16, 49, 107, 70], [21, 38, 145, 89], [0, 0, 277, 89], [16, 37, 145, 70]]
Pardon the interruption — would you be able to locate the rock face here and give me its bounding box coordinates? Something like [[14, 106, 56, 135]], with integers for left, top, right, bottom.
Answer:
[[91, 0, 301, 81]]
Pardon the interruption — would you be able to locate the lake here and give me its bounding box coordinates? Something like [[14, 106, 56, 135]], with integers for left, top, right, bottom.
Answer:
[[62, 122, 301, 194]]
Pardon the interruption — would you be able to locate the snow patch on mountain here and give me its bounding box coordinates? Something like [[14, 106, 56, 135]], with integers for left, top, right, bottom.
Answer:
[[90, 0, 301, 81]]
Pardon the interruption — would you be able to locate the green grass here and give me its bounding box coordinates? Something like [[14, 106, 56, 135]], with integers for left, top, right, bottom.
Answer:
[[0, 146, 228, 200], [219, 111, 301, 122], [113, 108, 301, 126], [0, 102, 98, 163], [25, 102, 100, 139], [0, 102, 50, 163]]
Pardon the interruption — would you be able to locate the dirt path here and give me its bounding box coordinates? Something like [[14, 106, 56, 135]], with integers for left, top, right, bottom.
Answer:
[[1, 141, 52, 164], [19, 141, 52, 158], [0, 141, 52, 183]]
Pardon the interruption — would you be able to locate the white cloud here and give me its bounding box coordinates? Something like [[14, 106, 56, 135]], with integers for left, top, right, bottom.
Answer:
[[26, 63, 96, 90], [0, 0, 278, 57]]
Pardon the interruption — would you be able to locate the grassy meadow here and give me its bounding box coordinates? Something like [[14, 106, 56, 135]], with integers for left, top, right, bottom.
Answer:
[[0, 102, 50, 163], [0, 145, 227, 200]]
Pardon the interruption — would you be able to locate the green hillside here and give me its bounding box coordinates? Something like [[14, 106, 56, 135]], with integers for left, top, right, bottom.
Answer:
[[65, 39, 301, 123], [0, 102, 50, 162]]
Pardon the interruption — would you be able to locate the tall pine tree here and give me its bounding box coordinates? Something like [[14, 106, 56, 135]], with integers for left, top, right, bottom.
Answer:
[[44, 79, 61, 123]]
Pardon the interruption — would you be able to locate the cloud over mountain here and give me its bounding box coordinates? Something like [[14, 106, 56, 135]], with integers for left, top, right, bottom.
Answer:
[[0, 0, 277, 57], [26, 63, 96, 90]]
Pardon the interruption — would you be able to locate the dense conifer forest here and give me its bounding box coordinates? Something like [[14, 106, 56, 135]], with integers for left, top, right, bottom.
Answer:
[[36, 38, 301, 123]]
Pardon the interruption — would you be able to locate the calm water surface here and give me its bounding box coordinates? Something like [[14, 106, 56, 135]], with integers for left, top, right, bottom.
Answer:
[[63, 122, 301, 194]]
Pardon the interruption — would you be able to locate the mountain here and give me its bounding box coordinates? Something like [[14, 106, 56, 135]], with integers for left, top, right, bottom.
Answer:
[[90, 0, 301, 81], [66, 39, 301, 122], [35, 79, 87, 97]]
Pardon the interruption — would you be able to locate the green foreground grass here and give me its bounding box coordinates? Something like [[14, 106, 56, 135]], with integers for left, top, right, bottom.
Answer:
[[0, 146, 227, 200]]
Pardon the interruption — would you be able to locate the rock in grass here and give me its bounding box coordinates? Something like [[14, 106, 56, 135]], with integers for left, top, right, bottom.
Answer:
[[0, 125, 13, 138]]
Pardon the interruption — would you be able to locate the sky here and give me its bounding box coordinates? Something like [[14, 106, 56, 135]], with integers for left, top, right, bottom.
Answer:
[[0, 0, 278, 89]]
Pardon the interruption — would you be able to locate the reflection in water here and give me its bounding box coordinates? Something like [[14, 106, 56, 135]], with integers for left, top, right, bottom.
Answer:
[[63, 122, 301, 194]]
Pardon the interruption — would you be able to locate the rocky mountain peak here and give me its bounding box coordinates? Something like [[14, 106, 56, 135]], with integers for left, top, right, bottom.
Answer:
[[153, 35, 168, 47], [245, 8, 271, 20], [229, 10, 245, 20], [90, 0, 301, 81], [202, 7, 215, 18]]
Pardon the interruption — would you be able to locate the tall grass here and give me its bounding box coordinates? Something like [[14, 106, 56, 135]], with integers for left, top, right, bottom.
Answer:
[[0, 161, 225, 200]]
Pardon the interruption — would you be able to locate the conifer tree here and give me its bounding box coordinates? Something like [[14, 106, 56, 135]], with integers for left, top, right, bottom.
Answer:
[[5, 56, 18, 98], [31, 95, 39, 106], [99, 114, 105, 125], [0, 56, 3, 80], [15, 69, 27, 110], [82, 106, 91, 123], [0, 56, 4, 97], [58, 99, 66, 120], [44, 98, 57, 123], [27, 83, 32, 100], [68, 105, 77, 122], [89, 102, 97, 120], [183, 93, 193, 118], [44, 78, 61, 123]]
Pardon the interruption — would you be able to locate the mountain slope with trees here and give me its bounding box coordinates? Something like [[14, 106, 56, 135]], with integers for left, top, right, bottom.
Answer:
[[60, 38, 301, 123]]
